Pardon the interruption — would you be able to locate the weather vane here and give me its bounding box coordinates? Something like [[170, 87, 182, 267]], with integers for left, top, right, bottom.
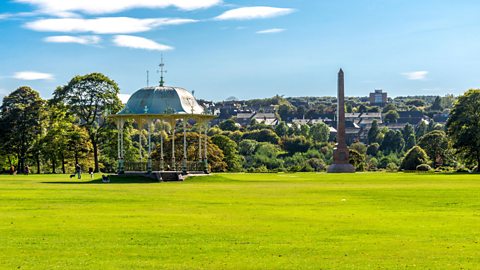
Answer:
[[158, 55, 167, 86]]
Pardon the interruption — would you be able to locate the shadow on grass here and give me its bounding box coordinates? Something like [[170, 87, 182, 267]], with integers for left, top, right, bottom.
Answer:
[[42, 176, 158, 184]]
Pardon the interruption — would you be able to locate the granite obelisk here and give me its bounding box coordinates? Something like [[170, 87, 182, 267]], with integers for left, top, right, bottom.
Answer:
[[328, 69, 355, 173]]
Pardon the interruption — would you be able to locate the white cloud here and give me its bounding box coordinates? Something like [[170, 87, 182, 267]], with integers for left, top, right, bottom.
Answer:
[[25, 17, 197, 34], [0, 14, 11, 20], [256, 28, 285, 34], [44, 35, 101, 44], [402, 71, 429, 80], [14, 0, 222, 15], [118, 94, 131, 104], [13, 71, 54, 81], [113, 35, 173, 51], [215, 6, 295, 21]]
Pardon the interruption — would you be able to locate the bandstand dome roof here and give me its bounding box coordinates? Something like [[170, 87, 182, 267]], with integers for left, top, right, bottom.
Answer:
[[117, 86, 205, 116]]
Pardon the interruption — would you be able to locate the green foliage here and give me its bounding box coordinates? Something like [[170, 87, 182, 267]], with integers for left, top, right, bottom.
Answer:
[[386, 162, 399, 172], [416, 164, 432, 171], [211, 135, 243, 172], [0, 86, 44, 172], [219, 119, 239, 132], [430, 96, 443, 111], [418, 130, 450, 168], [242, 129, 280, 144], [368, 120, 380, 144], [310, 122, 330, 143], [446, 89, 480, 170], [274, 121, 288, 137], [380, 130, 404, 154], [238, 139, 258, 156], [384, 110, 399, 124], [350, 142, 367, 155], [366, 143, 380, 156], [349, 149, 366, 171], [400, 146, 430, 171], [282, 135, 312, 154], [53, 73, 122, 172]]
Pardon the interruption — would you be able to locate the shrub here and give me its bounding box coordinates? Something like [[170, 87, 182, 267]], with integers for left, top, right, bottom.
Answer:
[[400, 146, 430, 171], [416, 164, 432, 172], [386, 162, 398, 172]]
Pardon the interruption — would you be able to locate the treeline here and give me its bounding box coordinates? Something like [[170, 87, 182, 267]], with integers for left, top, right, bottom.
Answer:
[[1, 71, 479, 174], [0, 73, 122, 174]]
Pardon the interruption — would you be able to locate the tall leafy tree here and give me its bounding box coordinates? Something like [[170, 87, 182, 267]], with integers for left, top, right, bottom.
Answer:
[[211, 134, 243, 171], [53, 73, 122, 172], [0, 87, 44, 172], [380, 130, 404, 154], [384, 110, 399, 124], [368, 120, 380, 144], [402, 123, 416, 149], [446, 89, 480, 169], [310, 122, 330, 143], [418, 130, 449, 168]]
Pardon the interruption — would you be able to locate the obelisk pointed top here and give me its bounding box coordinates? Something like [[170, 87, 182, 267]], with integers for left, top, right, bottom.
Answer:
[[339, 68, 344, 74]]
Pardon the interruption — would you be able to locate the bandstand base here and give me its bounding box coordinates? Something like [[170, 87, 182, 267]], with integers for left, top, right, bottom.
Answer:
[[121, 171, 209, 182]]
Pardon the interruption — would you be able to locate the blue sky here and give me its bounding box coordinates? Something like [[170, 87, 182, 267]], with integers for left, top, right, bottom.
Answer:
[[1, 0, 479, 102]]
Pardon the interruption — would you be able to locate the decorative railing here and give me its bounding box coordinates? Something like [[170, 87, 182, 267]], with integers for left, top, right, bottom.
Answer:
[[124, 160, 205, 172]]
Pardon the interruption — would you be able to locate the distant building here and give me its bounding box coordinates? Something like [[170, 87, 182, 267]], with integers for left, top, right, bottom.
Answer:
[[369, 89, 388, 106], [234, 111, 279, 127]]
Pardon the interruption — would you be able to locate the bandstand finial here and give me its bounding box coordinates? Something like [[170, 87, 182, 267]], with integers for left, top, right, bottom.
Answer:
[[158, 55, 167, 87], [146, 70, 149, 87]]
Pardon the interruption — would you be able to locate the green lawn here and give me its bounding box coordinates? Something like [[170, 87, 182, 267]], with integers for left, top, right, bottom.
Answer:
[[0, 173, 479, 269]]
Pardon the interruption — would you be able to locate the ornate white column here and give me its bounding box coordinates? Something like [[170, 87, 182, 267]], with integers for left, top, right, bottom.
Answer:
[[147, 118, 153, 173], [160, 121, 164, 171], [171, 120, 176, 171], [182, 118, 187, 174], [204, 122, 208, 173], [117, 118, 125, 174]]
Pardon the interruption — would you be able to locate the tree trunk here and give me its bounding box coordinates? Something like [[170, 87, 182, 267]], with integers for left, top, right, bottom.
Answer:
[[52, 157, 56, 174], [19, 156, 25, 174], [61, 152, 66, 174], [477, 152, 480, 172], [92, 138, 99, 173], [74, 151, 79, 166], [36, 154, 41, 174]]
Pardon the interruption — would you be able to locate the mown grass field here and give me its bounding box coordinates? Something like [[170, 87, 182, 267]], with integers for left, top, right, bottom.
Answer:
[[0, 173, 479, 269]]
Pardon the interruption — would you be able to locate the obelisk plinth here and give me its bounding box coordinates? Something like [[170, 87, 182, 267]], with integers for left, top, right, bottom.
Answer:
[[327, 69, 355, 173]]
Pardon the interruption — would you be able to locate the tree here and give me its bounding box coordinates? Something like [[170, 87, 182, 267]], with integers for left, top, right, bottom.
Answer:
[[278, 103, 296, 121], [282, 136, 311, 154], [384, 110, 399, 124], [366, 143, 380, 156], [211, 134, 242, 171], [239, 139, 258, 156], [349, 149, 365, 171], [310, 122, 330, 143], [382, 103, 397, 113], [418, 130, 449, 168], [400, 146, 430, 170], [430, 96, 443, 111], [416, 121, 427, 139], [219, 119, 239, 132], [446, 89, 480, 170], [402, 123, 416, 149], [405, 134, 416, 150], [242, 129, 280, 144], [274, 121, 288, 137], [53, 73, 122, 172], [368, 120, 380, 144], [380, 130, 404, 154], [0, 87, 44, 173], [350, 142, 367, 155]]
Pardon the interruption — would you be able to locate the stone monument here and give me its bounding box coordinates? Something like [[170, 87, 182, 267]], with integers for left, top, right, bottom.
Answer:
[[327, 69, 355, 173]]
